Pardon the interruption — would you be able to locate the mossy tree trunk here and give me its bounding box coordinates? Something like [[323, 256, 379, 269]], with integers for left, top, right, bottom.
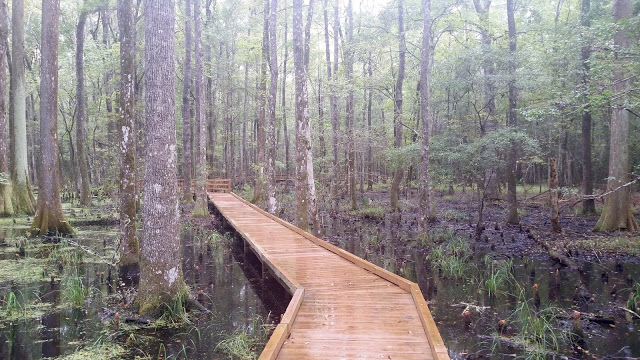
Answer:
[[192, 0, 208, 217], [30, 0, 72, 237], [253, 0, 268, 207], [593, 0, 639, 232], [0, 0, 13, 216], [549, 157, 561, 233], [117, 0, 139, 280], [10, 0, 34, 215], [136, 0, 186, 315]]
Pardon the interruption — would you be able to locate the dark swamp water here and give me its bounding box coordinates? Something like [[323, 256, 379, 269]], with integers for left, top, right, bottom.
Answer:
[[0, 205, 639, 359]]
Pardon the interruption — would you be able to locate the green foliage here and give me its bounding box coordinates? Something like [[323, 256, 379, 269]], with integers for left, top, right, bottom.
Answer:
[[215, 316, 272, 360], [427, 233, 471, 279], [483, 258, 513, 298], [627, 283, 640, 313], [158, 289, 189, 324], [62, 274, 89, 307]]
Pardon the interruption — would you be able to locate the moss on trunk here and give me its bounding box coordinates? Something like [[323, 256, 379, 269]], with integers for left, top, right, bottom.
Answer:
[[29, 206, 73, 236], [11, 180, 34, 214], [0, 184, 14, 216]]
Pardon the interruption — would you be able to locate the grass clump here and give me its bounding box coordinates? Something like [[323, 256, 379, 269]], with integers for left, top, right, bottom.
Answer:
[[483, 257, 513, 298], [350, 206, 386, 220], [215, 316, 272, 360], [572, 236, 640, 256], [157, 288, 189, 324], [440, 209, 467, 222], [428, 233, 471, 279], [62, 274, 89, 307]]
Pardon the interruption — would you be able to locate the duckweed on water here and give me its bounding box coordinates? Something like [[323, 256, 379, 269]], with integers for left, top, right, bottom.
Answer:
[[0, 257, 50, 283]]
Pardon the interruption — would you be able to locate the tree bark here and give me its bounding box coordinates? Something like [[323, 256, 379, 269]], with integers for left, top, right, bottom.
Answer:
[[137, 0, 186, 315], [192, 0, 208, 217], [292, 0, 310, 230], [390, 0, 406, 212], [117, 0, 139, 280], [346, 0, 357, 211], [505, 0, 519, 225], [594, 0, 639, 231], [29, 0, 72, 236], [367, 55, 373, 191], [418, 0, 432, 233], [253, 0, 268, 206], [266, 0, 278, 214], [75, 7, 91, 206], [303, 0, 319, 234], [282, 5, 290, 177], [329, 1, 340, 213], [580, 0, 595, 215], [181, 0, 193, 203], [10, 0, 34, 214], [0, 0, 13, 216], [549, 157, 561, 233]]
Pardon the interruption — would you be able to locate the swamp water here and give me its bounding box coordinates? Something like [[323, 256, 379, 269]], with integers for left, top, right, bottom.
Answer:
[[323, 215, 640, 359], [0, 212, 288, 359]]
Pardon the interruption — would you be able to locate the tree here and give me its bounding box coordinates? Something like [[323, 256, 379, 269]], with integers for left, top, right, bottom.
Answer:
[[192, 0, 208, 217], [0, 0, 13, 216], [10, 0, 35, 214], [266, 0, 277, 214], [137, 0, 186, 315], [182, 0, 193, 203], [117, 0, 139, 281], [580, 0, 595, 215], [418, 0, 431, 233], [593, 0, 639, 231], [29, 0, 72, 236], [292, 0, 311, 230], [346, 0, 357, 211], [303, 0, 319, 234], [253, 0, 268, 206], [505, 0, 519, 225], [75, 2, 91, 206], [390, 0, 405, 212]]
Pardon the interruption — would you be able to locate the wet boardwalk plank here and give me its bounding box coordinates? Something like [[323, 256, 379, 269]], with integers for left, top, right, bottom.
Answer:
[[209, 192, 449, 360]]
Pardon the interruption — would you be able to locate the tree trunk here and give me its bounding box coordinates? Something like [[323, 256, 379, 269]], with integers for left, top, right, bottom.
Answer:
[[266, 0, 278, 214], [253, 0, 268, 206], [29, 0, 72, 236], [473, 0, 499, 200], [0, 0, 12, 215], [292, 0, 310, 230], [549, 157, 561, 233], [282, 6, 290, 177], [76, 8, 91, 206], [117, 0, 139, 281], [418, 0, 432, 234], [594, 0, 639, 231], [10, 0, 34, 214], [580, 0, 595, 215], [181, 0, 193, 203], [505, 0, 519, 225], [390, 0, 405, 212], [367, 55, 373, 191], [324, 0, 340, 213], [303, 0, 318, 234], [346, 0, 357, 211], [137, 0, 186, 315], [192, 0, 208, 217]]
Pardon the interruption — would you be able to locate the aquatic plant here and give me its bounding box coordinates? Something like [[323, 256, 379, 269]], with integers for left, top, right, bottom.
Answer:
[[427, 233, 471, 279], [627, 282, 640, 312], [62, 274, 89, 307], [215, 316, 271, 360], [484, 258, 513, 298], [158, 289, 189, 324], [2, 291, 23, 314]]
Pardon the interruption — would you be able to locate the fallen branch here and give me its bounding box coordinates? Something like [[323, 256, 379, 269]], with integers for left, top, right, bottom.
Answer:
[[59, 237, 117, 268], [451, 302, 490, 314], [478, 335, 579, 360], [570, 176, 640, 207], [618, 306, 640, 320]]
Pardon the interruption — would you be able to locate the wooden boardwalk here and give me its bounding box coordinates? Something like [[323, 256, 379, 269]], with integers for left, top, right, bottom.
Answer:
[[209, 192, 449, 360]]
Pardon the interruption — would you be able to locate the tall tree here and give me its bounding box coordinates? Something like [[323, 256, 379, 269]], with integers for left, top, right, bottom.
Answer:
[[266, 0, 278, 214], [329, 0, 340, 213], [390, 0, 405, 212], [346, 0, 357, 210], [182, 0, 193, 203], [10, 0, 35, 214], [0, 0, 12, 215], [192, 0, 208, 216], [282, 5, 290, 178], [117, 0, 139, 280], [580, 0, 595, 215], [418, 0, 431, 233], [292, 0, 311, 230], [303, 0, 319, 234], [593, 0, 639, 231], [137, 0, 186, 314], [29, 0, 72, 236], [75, 4, 91, 206], [253, 0, 268, 206], [505, 0, 519, 225]]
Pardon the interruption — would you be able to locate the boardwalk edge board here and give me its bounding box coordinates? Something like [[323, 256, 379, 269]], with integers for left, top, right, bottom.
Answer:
[[209, 191, 450, 360]]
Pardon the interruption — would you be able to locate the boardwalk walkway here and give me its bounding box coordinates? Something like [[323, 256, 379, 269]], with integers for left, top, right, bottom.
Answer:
[[209, 192, 449, 360]]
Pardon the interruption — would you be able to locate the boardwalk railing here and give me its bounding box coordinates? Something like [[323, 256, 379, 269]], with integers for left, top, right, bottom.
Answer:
[[210, 192, 450, 360], [175, 178, 232, 193]]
